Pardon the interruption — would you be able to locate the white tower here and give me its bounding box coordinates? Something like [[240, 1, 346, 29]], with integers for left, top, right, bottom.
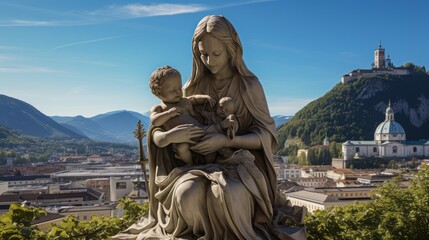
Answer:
[[374, 41, 386, 69], [323, 137, 329, 146]]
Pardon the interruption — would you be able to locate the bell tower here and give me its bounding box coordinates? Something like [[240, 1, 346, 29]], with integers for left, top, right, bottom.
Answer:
[[374, 41, 385, 69]]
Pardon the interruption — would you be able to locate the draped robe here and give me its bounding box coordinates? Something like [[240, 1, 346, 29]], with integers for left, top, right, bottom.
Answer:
[[113, 73, 306, 240]]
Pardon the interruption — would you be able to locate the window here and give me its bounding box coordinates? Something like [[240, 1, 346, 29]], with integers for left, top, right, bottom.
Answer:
[[393, 146, 398, 154], [116, 182, 127, 189], [413, 147, 417, 153], [373, 147, 377, 152]]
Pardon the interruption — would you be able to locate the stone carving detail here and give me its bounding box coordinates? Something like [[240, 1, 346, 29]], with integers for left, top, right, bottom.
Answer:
[[114, 15, 306, 240]]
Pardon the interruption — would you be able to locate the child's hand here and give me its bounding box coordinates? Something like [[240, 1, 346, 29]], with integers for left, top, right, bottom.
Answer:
[[168, 107, 182, 117], [200, 95, 216, 108], [207, 97, 216, 109], [221, 115, 238, 139], [190, 94, 216, 108]]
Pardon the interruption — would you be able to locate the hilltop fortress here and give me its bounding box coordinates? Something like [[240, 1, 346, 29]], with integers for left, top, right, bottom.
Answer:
[[341, 42, 410, 84]]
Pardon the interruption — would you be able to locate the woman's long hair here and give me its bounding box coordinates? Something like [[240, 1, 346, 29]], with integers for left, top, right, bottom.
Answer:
[[184, 15, 256, 93]]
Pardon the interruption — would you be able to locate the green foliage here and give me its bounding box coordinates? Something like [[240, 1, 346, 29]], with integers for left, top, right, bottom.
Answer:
[[388, 160, 398, 169], [306, 148, 317, 165], [402, 62, 427, 76], [305, 166, 429, 240], [119, 197, 150, 225], [277, 69, 429, 151], [329, 141, 342, 158], [347, 157, 393, 169], [316, 148, 331, 165], [0, 203, 46, 240], [0, 198, 150, 240], [46, 215, 126, 240]]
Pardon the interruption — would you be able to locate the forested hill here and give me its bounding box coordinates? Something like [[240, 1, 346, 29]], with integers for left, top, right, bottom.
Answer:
[[0, 124, 25, 141], [0, 94, 87, 139], [277, 64, 429, 150]]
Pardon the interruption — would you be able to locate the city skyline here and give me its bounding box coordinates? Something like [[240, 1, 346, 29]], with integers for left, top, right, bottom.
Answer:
[[1, 0, 429, 117]]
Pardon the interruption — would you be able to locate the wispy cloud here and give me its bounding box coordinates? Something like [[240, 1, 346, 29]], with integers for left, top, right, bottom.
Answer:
[[0, 19, 87, 27], [91, 3, 208, 19], [268, 97, 314, 115], [0, 19, 54, 27], [0, 1, 272, 27], [211, 0, 274, 11], [0, 66, 64, 73], [51, 36, 123, 51]]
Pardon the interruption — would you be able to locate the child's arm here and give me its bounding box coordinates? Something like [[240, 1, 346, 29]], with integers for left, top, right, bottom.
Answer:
[[221, 114, 238, 139], [150, 105, 182, 127], [187, 94, 216, 108]]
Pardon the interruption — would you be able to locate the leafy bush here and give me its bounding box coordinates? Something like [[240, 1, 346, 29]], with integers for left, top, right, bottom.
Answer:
[[0, 198, 149, 240]]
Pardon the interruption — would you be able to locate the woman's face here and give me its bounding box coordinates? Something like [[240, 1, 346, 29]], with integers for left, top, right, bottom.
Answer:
[[197, 34, 231, 76]]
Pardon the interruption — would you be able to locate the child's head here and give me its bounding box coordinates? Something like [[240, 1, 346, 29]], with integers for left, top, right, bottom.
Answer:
[[149, 66, 183, 103], [217, 97, 237, 118]]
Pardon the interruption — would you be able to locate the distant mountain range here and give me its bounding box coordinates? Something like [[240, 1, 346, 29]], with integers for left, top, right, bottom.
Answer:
[[51, 111, 150, 144], [272, 115, 292, 128], [0, 94, 87, 139], [0, 94, 292, 144]]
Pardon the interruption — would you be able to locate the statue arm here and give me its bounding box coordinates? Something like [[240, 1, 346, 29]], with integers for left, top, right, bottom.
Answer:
[[190, 131, 262, 155], [227, 132, 262, 149], [153, 124, 205, 148], [150, 105, 181, 127]]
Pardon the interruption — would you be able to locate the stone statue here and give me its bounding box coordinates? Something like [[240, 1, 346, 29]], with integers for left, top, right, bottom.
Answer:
[[114, 15, 306, 240], [148, 65, 239, 165]]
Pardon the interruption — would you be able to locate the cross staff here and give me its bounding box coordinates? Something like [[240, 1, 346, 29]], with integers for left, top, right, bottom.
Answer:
[[134, 120, 149, 197]]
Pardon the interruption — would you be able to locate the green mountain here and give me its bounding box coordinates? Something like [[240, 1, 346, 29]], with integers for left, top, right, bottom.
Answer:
[[277, 65, 429, 150], [0, 124, 27, 141], [0, 94, 87, 139]]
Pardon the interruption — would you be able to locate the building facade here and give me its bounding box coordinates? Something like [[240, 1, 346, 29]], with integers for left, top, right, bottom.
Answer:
[[343, 103, 429, 160], [341, 42, 410, 84]]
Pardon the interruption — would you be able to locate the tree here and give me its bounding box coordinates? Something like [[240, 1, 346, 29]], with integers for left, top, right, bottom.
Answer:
[[306, 148, 317, 165], [387, 160, 398, 169], [46, 198, 149, 239], [317, 148, 331, 165], [329, 142, 342, 158], [305, 166, 429, 240], [0, 203, 45, 240], [0, 198, 149, 240]]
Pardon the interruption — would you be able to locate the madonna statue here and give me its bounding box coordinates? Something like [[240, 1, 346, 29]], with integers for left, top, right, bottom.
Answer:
[[114, 15, 306, 240]]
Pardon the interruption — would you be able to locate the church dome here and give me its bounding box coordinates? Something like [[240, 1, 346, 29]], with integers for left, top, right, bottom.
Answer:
[[375, 121, 405, 135], [374, 102, 406, 142]]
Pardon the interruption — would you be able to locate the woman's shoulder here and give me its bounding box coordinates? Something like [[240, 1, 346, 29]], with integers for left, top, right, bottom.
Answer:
[[239, 75, 264, 92]]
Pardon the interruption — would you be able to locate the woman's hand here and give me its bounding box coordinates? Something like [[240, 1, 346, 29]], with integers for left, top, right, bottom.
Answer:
[[153, 124, 204, 147], [190, 133, 229, 155]]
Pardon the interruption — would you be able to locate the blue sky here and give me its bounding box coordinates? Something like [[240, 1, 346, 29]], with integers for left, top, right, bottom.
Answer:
[[1, 0, 428, 117]]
